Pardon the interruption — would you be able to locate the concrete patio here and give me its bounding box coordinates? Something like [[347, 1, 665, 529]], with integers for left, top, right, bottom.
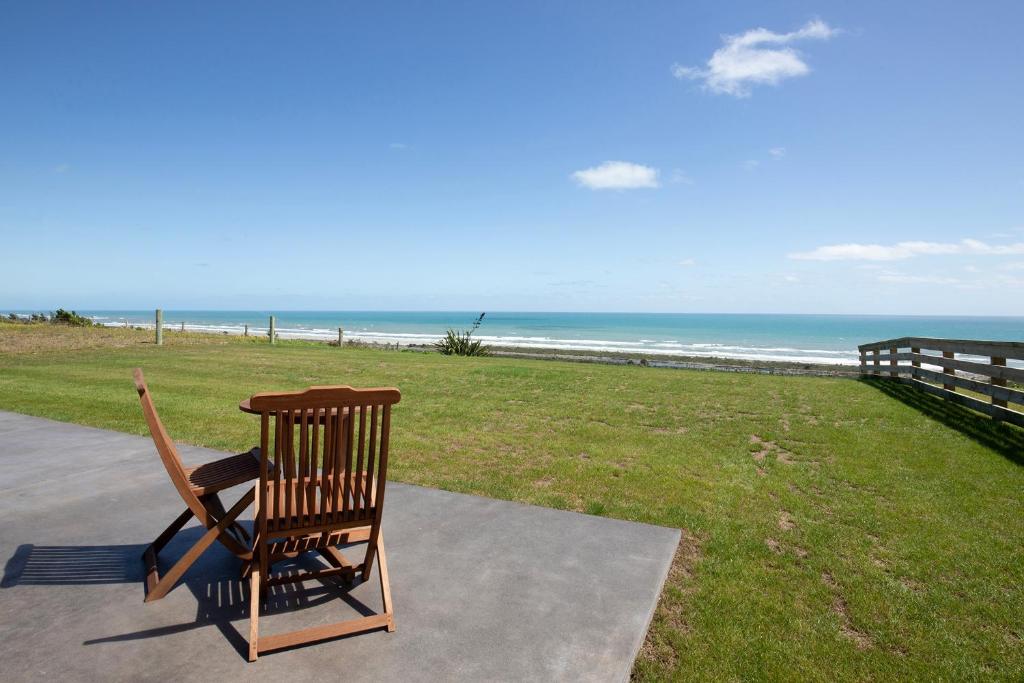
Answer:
[[0, 411, 679, 682]]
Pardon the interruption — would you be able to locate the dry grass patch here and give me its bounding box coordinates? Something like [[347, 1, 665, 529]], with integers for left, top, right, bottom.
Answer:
[[634, 530, 703, 677]]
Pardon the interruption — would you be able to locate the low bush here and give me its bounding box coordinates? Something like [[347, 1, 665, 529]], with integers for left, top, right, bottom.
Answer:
[[435, 312, 489, 356], [51, 309, 94, 326]]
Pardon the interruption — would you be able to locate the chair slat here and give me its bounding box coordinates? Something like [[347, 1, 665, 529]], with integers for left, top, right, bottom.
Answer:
[[259, 412, 269, 538], [296, 409, 308, 527], [273, 414, 284, 529], [309, 409, 320, 522], [283, 410, 295, 531], [377, 406, 391, 506], [354, 405, 367, 516], [343, 406, 355, 521], [320, 409, 334, 522], [331, 407, 344, 524], [365, 404, 378, 520]]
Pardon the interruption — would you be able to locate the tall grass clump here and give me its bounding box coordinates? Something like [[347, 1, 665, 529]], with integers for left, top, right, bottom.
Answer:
[[435, 312, 489, 356]]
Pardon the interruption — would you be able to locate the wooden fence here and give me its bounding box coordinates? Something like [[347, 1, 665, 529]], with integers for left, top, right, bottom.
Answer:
[[858, 337, 1024, 428]]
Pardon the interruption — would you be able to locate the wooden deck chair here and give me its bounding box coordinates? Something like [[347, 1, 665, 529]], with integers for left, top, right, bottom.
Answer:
[[134, 368, 259, 602], [246, 385, 401, 661]]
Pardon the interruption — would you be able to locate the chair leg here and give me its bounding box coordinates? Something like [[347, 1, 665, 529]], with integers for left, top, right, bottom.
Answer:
[[143, 491, 255, 602], [259, 534, 269, 592], [142, 508, 193, 600], [245, 534, 395, 658], [145, 521, 223, 602], [375, 532, 395, 632], [362, 523, 381, 581], [146, 508, 194, 557], [248, 556, 261, 662]]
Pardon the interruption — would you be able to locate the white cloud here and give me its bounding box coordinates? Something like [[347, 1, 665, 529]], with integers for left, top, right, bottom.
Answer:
[[571, 161, 660, 190], [742, 159, 760, 170], [783, 274, 800, 282], [769, 147, 786, 158], [679, 258, 696, 267], [673, 19, 839, 97], [53, 163, 70, 173], [788, 239, 1024, 261], [960, 238, 1024, 255], [389, 142, 407, 150]]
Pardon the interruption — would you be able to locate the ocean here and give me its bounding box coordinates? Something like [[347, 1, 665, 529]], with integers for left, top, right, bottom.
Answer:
[[72, 311, 1024, 366]]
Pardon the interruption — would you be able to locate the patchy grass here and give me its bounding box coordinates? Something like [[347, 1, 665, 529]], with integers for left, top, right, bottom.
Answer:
[[1, 325, 1022, 680]]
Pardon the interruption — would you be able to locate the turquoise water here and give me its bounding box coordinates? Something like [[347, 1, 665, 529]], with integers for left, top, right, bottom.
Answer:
[[69, 311, 1024, 366]]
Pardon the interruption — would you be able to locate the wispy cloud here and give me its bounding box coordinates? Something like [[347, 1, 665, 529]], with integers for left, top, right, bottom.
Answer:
[[389, 142, 408, 150], [571, 161, 660, 190], [672, 19, 839, 97], [877, 273, 961, 285], [788, 239, 1024, 261], [670, 169, 694, 185], [769, 147, 786, 158], [548, 279, 598, 288], [53, 163, 70, 173], [741, 159, 760, 171], [679, 258, 696, 267]]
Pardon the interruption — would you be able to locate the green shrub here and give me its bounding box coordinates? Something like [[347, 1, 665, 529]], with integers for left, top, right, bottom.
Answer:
[[435, 312, 489, 356], [51, 308, 94, 326]]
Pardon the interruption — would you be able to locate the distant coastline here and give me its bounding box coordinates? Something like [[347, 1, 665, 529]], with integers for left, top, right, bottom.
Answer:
[[25, 310, 1018, 368]]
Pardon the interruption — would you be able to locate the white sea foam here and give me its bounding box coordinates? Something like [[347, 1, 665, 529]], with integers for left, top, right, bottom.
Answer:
[[101, 319, 861, 365]]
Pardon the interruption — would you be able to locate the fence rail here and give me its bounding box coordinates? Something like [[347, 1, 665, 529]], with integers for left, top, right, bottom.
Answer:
[[858, 337, 1024, 427]]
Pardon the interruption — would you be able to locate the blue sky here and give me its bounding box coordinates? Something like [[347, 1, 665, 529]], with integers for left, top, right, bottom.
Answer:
[[1, 1, 1022, 315]]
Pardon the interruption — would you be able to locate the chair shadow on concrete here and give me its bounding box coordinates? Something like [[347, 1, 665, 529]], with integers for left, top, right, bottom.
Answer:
[[862, 377, 1024, 466], [2, 542, 148, 587], [1, 526, 380, 659]]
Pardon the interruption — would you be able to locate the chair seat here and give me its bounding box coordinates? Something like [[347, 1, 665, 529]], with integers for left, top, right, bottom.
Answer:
[[185, 449, 261, 495]]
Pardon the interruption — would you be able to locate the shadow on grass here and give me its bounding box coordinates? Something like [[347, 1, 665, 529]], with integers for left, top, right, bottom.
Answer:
[[1, 530, 380, 660], [862, 377, 1024, 466]]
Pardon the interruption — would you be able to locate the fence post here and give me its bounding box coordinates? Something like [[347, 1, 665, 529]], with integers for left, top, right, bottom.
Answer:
[[269, 316, 276, 344], [992, 357, 1007, 416], [244, 324, 249, 337], [180, 321, 185, 332], [889, 345, 898, 378], [338, 327, 343, 346], [910, 346, 920, 381], [872, 349, 880, 376], [155, 309, 163, 346], [942, 351, 955, 392]]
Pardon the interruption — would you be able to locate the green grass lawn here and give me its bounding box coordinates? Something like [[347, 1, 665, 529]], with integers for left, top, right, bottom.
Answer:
[[1, 324, 1022, 680]]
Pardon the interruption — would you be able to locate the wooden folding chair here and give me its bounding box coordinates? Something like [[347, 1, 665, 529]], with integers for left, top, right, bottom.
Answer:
[[246, 385, 400, 661], [134, 368, 259, 602]]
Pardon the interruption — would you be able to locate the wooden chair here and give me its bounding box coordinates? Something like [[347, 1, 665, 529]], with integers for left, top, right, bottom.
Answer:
[[134, 368, 259, 602], [246, 385, 400, 661]]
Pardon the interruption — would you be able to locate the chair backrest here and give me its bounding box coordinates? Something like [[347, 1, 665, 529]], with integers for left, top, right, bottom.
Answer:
[[133, 368, 208, 520], [248, 385, 401, 537]]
